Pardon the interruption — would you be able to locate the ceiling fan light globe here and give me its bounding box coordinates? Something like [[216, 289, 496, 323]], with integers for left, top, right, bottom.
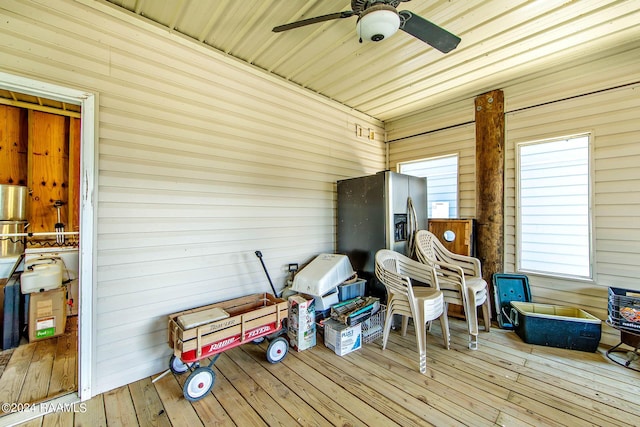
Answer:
[[356, 8, 400, 42]]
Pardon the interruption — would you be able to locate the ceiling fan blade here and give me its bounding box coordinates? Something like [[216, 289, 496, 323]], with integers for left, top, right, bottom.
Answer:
[[399, 10, 460, 53], [273, 11, 356, 33]]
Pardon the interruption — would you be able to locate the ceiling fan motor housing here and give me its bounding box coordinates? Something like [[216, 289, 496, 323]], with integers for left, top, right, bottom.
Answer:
[[356, 4, 400, 42], [272, 0, 460, 53]]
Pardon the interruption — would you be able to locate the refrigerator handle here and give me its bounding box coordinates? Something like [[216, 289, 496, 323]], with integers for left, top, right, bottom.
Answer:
[[407, 197, 419, 257]]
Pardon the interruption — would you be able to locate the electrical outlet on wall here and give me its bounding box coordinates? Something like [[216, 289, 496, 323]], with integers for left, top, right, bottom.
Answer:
[[285, 263, 299, 288]]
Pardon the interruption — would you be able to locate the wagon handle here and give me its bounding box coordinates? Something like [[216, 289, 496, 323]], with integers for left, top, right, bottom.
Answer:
[[255, 250, 279, 297]]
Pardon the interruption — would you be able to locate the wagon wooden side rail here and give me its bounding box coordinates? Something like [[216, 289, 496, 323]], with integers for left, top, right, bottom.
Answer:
[[166, 292, 289, 401]]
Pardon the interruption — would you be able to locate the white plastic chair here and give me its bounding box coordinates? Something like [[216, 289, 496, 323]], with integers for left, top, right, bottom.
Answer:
[[414, 230, 491, 350], [374, 249, 449, 373]]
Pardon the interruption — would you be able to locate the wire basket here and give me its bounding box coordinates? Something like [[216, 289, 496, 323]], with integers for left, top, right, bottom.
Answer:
[[608, 287, 640, 332], [361, 305, 386, 344]]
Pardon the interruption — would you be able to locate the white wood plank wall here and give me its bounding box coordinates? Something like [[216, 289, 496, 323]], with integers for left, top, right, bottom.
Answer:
[[505, 84, 640, 345], [0, 0, 385, 394], [386, 43, 640, 346], [385, 98, 475, 142], [387, 122, 477, 219]]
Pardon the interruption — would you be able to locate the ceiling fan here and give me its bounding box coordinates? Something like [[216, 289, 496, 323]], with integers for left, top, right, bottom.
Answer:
[[272, 0, 461, 53]]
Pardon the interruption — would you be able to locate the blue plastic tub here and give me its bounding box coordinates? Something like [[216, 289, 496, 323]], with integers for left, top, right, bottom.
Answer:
[[492, 273, 531, 329], [510, 301, 601, 352], [338, 279, 366, 302]]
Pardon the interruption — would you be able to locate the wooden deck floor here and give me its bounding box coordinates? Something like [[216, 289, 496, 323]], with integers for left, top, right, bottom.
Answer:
[[0, 316, 77, 413], [7, 317, 640, 427]]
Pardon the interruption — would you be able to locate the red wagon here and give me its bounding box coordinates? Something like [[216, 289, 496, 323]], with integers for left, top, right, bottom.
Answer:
[[167, 292, 289, 401]]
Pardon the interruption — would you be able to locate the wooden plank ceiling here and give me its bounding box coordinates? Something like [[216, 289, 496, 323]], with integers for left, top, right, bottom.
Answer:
[[74, 1, 640, 121], [0, 89, 81, 118]]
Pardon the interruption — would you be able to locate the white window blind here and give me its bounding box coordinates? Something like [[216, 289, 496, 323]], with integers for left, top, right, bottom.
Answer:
[[398, 154, 458, 218], [517, 135, 591, 278]]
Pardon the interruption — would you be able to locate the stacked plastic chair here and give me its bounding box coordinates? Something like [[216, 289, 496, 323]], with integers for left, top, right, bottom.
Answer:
[[374, 249, 449, 373], [414, 230, 491, 350]]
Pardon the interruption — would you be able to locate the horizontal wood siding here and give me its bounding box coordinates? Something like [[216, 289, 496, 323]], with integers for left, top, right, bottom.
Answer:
[[504, 41, 640, 112], [388, 124, 477, 219], [386, 98, 475, 142], [505, 84, 640, 345], [388, 46, 640, 346], [0, 0, 385, 395]]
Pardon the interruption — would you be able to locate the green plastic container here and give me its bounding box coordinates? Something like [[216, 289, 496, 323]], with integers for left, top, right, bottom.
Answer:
[[493, 273, 531, 329], [510, 301, 601, 352]]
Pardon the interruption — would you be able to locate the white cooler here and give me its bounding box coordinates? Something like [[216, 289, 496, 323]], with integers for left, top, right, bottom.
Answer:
[[291, 254, 355, 296]]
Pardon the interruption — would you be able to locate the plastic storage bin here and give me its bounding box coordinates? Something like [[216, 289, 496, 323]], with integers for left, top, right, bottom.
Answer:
[[510, 301, 601, 352], [607, 287, 640, 332], [338, 279, 366, 301]]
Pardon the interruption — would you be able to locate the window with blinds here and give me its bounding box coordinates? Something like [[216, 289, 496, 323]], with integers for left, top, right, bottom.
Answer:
[[398, 154, 459, 218], [517, 134, 592, 278]]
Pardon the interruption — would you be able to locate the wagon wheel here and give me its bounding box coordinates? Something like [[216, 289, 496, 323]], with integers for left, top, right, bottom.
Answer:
[[252, 337, 266, 344], [266, 336, 289, 363], [183, 367, 216, 402], [169, 355, 190, 375]]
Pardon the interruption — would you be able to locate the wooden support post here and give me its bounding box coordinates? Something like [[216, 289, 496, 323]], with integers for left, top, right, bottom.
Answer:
[[475, 90, 505, 317]]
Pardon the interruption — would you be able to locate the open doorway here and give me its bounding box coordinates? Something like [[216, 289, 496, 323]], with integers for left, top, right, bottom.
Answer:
[[0, 72, 95, 417]]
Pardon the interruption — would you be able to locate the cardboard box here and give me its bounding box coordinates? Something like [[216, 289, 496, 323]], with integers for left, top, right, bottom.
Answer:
[[324, 318, 361, 356], [287, 294, 316, 351], [29, 287, 67, 341]]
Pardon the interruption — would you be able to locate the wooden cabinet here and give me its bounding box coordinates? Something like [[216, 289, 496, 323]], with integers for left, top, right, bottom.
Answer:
[[428, 218, 476, 318], [428, 219, 475, 256]]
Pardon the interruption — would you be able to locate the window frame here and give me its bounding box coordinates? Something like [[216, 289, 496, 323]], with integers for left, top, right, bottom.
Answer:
[[515, 132, 595, 281], [397, 153, 460, 219]]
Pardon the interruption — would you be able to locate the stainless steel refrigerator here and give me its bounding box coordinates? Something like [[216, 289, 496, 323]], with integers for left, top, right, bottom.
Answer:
[[337, 171, 428, 300]]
